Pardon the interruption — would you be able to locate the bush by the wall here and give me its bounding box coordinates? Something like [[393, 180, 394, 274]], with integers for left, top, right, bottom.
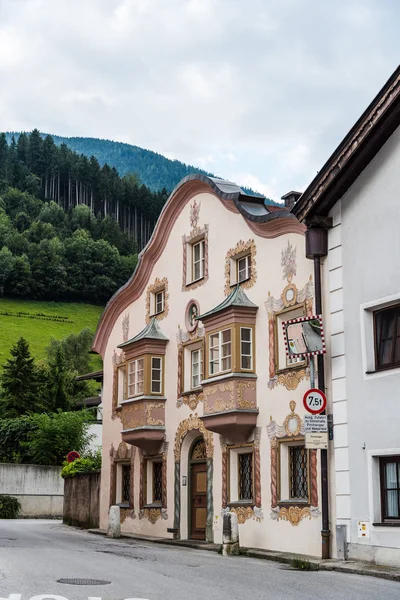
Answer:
[[61, 449, 101, 478], [0, 495, 21, 518]]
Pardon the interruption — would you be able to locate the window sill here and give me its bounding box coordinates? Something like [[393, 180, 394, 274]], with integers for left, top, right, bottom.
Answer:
[[276, 364, 307, 375], [181, 388, 203, 397], [186, 276, 205, 287], [373, 522, 400, 527], [117, 502, 130, 509], [150, 311, 165, 318], [278, 500, 310, 506], [143, 503, 163, 509], [229, 500, 254, 506]]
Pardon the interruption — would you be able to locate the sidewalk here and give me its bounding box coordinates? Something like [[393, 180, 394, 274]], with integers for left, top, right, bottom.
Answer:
[[88, 528, 400, 583]]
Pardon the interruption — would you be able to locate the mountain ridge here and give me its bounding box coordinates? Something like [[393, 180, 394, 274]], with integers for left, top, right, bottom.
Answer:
[[5, 132, 279, 204]]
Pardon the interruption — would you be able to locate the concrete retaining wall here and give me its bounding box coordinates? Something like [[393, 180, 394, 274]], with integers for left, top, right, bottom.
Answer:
[[63, 471, 100, 528], [0, 463, 63, 517]]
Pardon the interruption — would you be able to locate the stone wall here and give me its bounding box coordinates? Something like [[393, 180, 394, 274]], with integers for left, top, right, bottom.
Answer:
[[0, 463, 63, 517], [63, 471, 100, 528]]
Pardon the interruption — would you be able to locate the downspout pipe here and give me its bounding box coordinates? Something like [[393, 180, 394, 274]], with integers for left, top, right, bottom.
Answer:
[[305, 224, 330, 560]]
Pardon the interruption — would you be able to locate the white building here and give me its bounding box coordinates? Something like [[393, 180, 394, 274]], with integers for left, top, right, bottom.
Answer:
[[293, 65, 400, 566]]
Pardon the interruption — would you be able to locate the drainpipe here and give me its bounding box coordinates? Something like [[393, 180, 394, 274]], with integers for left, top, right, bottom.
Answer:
[[305, 223, 331, 559]]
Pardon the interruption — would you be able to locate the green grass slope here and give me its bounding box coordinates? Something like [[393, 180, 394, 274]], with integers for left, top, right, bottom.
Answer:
[[0, 299, 103, 370]]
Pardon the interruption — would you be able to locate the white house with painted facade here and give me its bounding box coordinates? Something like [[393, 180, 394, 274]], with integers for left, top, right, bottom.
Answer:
[[293, 65, 400, 566]]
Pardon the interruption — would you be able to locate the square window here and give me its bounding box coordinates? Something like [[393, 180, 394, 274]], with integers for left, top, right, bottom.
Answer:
[[374, 306, 400, 370], [151, 356, 162, 394], [380, 457, 400, 520], [237, 254, 251, 283]]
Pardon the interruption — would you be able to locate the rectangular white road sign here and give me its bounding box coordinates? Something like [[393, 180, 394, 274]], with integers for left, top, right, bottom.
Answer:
[[305, 432, 328, 449], [304, 414, 328, 433]]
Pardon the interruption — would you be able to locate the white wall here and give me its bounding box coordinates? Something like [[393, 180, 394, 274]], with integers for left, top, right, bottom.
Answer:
[[326, 125, 400, 566], [0, 464, 63, 517]]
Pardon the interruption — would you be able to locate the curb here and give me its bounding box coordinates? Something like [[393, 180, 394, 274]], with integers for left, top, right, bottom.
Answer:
[[86, 528, 400, 583]]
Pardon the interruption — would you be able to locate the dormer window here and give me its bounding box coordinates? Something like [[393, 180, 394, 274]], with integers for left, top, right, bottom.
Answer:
[[237, 254, 251, 283]]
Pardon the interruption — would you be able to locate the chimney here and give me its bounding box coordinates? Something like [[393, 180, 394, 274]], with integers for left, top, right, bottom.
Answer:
[[281, 190, 302, 211]]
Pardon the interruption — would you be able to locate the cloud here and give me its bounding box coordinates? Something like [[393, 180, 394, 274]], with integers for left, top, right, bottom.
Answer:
[[0, 0, 398, 199]]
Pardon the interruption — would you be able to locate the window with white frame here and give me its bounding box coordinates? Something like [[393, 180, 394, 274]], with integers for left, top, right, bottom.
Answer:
[[276, 306, 305, 370], [153, 290, 165, 315], [192, 239, 205, 282], [118, 366, 127, 404], [209, 328, 232, 375], [128, 358, 144, 397], [279, 441, 309, 503], [228, 445, 254, 504], [240, 327, 253, 370], [191, 348, 203, 389], [144, 458, 163, 505], [151, 357, 163, 394], [237, 254, 251, 283]]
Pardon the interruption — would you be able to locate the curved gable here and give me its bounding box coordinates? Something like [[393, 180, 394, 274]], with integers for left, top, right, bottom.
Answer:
[[93, 174, 305, 357]]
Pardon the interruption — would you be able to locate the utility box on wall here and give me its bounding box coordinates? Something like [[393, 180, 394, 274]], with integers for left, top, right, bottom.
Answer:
[[336, 524, 348, 560]]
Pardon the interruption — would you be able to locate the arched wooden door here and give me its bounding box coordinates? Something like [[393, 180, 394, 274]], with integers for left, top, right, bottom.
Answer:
[[189, 438, 207, 540]]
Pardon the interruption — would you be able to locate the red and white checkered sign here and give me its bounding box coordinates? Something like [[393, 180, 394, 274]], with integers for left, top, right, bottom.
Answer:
[[282, 314, 326, 357]]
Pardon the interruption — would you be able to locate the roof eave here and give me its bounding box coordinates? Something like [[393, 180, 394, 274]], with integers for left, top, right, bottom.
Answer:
[[292, 66, 400, 222]]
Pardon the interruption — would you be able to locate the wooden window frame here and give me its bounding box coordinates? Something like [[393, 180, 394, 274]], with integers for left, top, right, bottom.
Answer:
[[191, 239, 205, 283], [151, 356, 163, 395], [191, 347, 203, 390], [127, 357, 144, 398], [373, 305, 400, 372], [154, 290, 165, 315], [209, 328, 232, 376], [236, 253, 251, 284], [240, 326, 253, 371], [380, 456, 400, 522]]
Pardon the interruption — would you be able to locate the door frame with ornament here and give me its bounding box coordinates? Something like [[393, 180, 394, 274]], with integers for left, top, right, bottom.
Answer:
[[188, 437, 208, 540]]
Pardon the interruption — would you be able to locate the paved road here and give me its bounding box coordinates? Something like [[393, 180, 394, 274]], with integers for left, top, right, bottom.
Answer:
[[0, 520, 399, 600]]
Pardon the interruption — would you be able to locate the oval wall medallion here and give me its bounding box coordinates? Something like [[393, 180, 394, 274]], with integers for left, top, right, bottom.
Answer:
[[185, 299, 200, 333]]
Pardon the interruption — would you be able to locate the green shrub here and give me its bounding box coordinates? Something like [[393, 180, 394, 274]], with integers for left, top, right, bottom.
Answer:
[[290, 558, 313, 571], [0, 495, 21, 518], [61, 449, 101, 478]]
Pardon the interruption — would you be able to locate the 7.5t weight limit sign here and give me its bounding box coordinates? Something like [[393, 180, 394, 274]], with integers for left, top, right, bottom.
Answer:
[[303, 388, 327, 415]]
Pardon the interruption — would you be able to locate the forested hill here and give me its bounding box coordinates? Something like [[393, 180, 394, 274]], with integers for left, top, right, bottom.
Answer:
[[5, 132, 278, 203]]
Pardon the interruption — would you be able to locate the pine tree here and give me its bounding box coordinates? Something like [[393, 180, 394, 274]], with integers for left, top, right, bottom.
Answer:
[[0, 337, 42, 417]]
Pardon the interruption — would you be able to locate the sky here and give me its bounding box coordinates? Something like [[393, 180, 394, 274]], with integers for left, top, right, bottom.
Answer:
[[0, 0, 399, 201]]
